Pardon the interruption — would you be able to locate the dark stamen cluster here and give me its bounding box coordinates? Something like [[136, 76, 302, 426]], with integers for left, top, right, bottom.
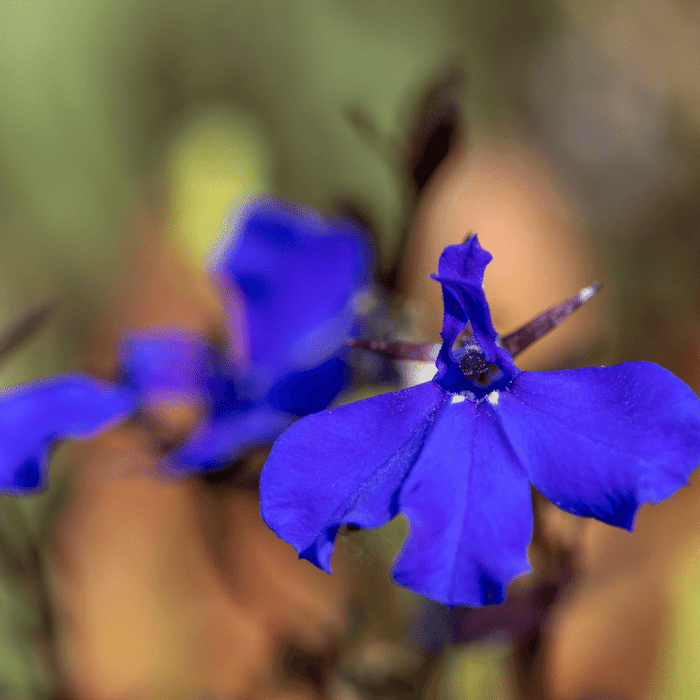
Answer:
[[459, 348, 489, 378]]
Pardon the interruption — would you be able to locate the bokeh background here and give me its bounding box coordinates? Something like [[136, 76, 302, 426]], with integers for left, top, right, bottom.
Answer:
[[2, 0, 700, 697]]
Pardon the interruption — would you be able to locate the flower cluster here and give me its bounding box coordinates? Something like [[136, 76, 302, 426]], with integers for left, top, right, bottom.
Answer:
[[0, 197, 371, 486], [260, 235, 700, 606], [119, 198, 372, 473], [3, 199, 700, 610]]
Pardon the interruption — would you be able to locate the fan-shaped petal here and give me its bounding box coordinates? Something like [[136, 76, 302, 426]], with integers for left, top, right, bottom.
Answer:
[[394, 399, 533, 606], [260, 382, 450, 571], [211, 198, 372, 394], [498, 363, 700, 529]]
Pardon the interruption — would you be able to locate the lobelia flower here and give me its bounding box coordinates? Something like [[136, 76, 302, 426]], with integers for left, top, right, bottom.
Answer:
[[120, 197, 372, 473], [0, 197, 370, 492], [259, 235, 700, 607]]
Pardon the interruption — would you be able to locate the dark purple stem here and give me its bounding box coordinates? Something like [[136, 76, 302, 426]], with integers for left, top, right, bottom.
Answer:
[[500, 283, 602, 357], [348, 339, 439, 362], [0, 299, 56, 363]]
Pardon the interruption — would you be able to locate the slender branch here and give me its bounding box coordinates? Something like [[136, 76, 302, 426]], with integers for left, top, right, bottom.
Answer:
[[348, 339, 439, 362], [500, 283, 602, 357], [0, 299, 56, 364]]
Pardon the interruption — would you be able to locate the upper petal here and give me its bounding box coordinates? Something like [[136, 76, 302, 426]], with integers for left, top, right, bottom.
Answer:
[[436, 235, 492, 285], [393, 400, 533, 607], [497, 363, 700, 530], [434, 276, 498, 354], [0, 375, 136, 492], [211, 197, 373, 394], [260, 382, 450, 572], [431, 236, 516, 380]]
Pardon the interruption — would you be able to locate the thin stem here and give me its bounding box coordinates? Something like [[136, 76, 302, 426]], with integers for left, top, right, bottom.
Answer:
[[500, 283, 602, 357], [0, 299, 56, 364]]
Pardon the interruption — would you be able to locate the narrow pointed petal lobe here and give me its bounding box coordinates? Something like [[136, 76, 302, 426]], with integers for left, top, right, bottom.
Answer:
[[431, 237, 515, 376], [260, 382, 450, 571], [498, 363, 700, 529], [394, 401, 533, 606], [436, 235, 491, 286]]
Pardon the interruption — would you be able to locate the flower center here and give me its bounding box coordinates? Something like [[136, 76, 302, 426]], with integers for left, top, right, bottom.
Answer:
[[442, 342, 513, 400], [457, 345, 503, 386], [458, 347, 489, 377]]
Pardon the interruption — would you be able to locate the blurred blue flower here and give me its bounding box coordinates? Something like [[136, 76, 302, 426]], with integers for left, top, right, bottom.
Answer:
[[0, 375, 135, 492], [259, 236, 700, 607], [121, 197, 372, 473], [0, 197, 370, 492]]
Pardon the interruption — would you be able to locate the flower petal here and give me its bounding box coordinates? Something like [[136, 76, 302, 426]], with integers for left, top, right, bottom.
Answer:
[[265, 356, 349, 417], [498, 363, 700, 529], [433, 276, 501, 359], [211, 197, 372, 394], [436, 235, 492, 285], [169, 402, 291, 474], [0, 375, 136, 492], [260, 382, 450, 572], [393, 400, 533, 606], [120, 330, 217, 408], [431, 236, 516, 378]]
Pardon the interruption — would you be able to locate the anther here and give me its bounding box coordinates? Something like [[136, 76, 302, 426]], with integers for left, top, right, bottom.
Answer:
[[459, 348, 489, 377]]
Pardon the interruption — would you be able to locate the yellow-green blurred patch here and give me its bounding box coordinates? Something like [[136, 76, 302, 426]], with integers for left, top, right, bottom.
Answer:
[[655, 535, 700, 700], [438, 642, 510, 699], [167, 107, 272, 265]]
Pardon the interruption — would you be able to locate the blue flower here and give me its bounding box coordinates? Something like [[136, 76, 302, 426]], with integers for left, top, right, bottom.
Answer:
[[120, 197, 372, 473], [0, 197, 370, 492], [0, 375, 136, 492], [259, 236, 700, 607]]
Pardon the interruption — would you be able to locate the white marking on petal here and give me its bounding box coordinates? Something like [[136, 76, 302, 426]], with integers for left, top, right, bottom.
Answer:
[[487, 390, 499, 406], [399, 360, 437, 388], [451, 393, 466, 404], [579, 285, 596, 303]]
